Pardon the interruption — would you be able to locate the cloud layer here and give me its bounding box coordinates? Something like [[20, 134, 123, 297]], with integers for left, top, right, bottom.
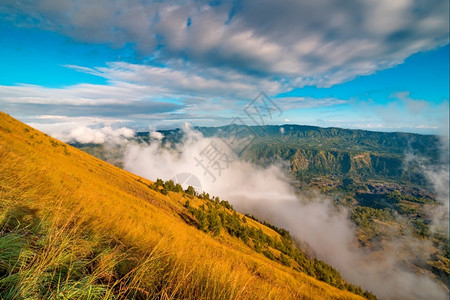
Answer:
[[27, 115, 135, 144], [2, 0, 448, 87]]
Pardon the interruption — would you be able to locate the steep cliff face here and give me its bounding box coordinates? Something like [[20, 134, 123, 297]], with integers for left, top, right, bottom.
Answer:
[[195, 124, 441, 156], [193, 124, 440, 185], [240, 143, 412, 183]]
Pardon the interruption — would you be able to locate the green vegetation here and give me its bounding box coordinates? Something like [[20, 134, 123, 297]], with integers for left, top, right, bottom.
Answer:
[[0, 209, 158, 299], [411, 219, 430, 238], [351, 206, 394, 229], [145, 178, 184, 195], [387, 190, 436, 205]]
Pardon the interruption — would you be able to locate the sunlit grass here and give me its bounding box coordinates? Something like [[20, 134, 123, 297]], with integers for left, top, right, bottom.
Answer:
[[0, 112, 364, 299]]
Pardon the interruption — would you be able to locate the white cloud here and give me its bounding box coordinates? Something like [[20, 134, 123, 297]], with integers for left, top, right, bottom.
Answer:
[[0, 83, 155, 105], [378, 92, 449, 135], [89, 61, 282, 99], [149, 131, 164, 140], [27, 115, 134, 144], [2, 0, 448, 87], [276, 97, 348, 110], [58, 125, 134, 144]]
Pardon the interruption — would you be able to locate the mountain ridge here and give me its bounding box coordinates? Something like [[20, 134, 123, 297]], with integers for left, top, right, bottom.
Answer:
[[131, 124, 442, 186]]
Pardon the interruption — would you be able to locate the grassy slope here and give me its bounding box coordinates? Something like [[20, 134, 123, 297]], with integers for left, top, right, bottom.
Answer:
[[0, 111, 364, 299]]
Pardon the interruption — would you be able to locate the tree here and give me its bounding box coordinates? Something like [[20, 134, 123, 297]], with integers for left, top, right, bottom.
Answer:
[[164, 179, 175, 191], [220, 200, 233, 210], [175, 183, 183, 193], [208, 209, 222, 236], [185, 185, 196, 196], [193, 209, 208, 231], [280, 253, 291, 267], [342, 177, 353, 187], [184, 199, 190, 209]]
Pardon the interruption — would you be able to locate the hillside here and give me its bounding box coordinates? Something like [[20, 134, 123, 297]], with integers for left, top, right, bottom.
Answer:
[[73, 124, 448, 291], [0, 111, 370, 299]]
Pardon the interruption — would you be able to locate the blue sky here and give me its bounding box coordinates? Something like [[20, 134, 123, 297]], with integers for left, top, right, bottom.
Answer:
[[0, 0, 448, 142]]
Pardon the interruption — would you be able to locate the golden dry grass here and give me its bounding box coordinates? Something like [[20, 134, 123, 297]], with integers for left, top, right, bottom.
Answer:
[[0, 111, 364, 299]]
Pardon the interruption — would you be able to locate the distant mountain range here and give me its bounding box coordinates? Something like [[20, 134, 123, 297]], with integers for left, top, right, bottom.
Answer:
[[138, 124, 443, 186]]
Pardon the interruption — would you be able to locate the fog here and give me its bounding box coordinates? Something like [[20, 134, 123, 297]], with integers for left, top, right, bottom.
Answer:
[[123, 126, 448, 299]]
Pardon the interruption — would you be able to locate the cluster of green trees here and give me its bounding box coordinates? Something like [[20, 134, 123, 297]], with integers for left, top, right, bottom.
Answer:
[[411, 219, 431, 238], [351, 206, 394, 229], [186, 199, 376, 299], [386, 191, 436, 238], [147, 178, 183, 195], [351, 201, 434, 239], [146, 178, 200, 196], [148, 179, 235, 213], [245, 214, 291, 239], [387, 191, 436, 205]]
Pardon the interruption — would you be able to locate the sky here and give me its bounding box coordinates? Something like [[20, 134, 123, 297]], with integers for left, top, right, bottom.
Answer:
[[0, 0, 449, 141]]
